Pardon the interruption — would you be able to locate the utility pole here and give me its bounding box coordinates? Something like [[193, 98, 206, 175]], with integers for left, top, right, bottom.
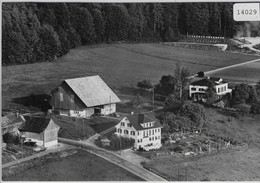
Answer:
[[152, 88, 154, 109], [177, 162, 180, 181], [185, 163, 188, 181], [82, 119, 84, 139], [119, 122, 122, 156]]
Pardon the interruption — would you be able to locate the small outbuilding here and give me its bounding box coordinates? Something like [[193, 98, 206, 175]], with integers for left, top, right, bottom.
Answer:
[[19, 116, 60, 148]]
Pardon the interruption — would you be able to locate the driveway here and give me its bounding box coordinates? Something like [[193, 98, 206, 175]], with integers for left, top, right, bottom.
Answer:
[[120, 149, 149, 168]]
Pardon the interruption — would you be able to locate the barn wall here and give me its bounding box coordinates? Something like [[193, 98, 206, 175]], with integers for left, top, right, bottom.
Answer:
[[101, 103, 116, 115], [23, 132, 43, 141], [50, 82, 86, 110]]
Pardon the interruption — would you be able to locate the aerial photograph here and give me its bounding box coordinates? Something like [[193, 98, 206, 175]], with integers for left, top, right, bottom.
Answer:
[[2, 1, 260, 181]]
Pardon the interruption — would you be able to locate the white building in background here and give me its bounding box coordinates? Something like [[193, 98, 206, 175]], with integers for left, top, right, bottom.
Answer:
[[189, 76, 232, 102], [115, 113, 162, 151]]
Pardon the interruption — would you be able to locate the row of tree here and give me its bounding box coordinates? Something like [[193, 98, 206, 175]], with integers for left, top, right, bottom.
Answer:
[[3, 2, 241, 65]]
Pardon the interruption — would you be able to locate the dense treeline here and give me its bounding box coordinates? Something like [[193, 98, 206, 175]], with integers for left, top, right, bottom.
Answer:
[[2, 2, 240, 65]]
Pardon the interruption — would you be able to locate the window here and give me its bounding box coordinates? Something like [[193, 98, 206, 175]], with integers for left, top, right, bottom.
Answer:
[[138, 132, 140, 136], [60, 93, 63, 102], [118, 129, 122, 133], [71, 94, 74, 103], [149, 130, 151, 136], [155, 129, 157, 133], [152, 137, 154, 140], [152, 129, 154, 135], [121, 122, 125, 126], [124, 130, 128, 134], [199, 88, 204, 91], [149, 137, 151, 141], [191, 87, 196, 91], [218, 88, 220, 93], [155, 136, 157, 140], [131, 131, 135, 135], [127, 123, 130, 127], [158, 129, 160, 132]]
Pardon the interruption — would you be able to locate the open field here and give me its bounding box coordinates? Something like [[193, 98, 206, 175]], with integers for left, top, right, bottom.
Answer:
[[2, 43, 258, 109], [3, 149, 143, 181], [143, 108, 260, 181]]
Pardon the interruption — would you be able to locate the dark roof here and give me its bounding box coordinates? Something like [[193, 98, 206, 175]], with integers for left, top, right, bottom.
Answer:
[[191, 76, 228, 87], [125, 113, 162, 131], [2, 114, 25, 128], [191, 78, 216, 87], [19, 116, 51, 133]]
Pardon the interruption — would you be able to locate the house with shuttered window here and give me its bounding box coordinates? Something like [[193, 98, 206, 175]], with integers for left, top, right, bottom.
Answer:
[[115, 113, 162, 151]]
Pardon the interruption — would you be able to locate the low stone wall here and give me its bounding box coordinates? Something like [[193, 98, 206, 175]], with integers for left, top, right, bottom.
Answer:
[[164, 42, 227, 51]]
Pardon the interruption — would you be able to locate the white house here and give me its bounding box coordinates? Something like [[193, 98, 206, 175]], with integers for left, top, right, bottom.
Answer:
[[189, 76, 232, 101], [115, 113, 162, 151], [50, 75, 121, 118], [19, 116, 60, 148]]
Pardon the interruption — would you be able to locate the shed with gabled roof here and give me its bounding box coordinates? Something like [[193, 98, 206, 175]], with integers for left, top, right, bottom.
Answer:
[[19, 116, 60, 148], [50, 75, 121, 118]]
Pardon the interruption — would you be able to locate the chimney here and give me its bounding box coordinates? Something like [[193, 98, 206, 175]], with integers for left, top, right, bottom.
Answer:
[[138, 113, 145, 124], [207, 76, 210, 80]]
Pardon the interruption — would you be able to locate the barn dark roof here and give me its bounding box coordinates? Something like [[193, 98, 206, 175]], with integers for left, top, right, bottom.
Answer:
[[19, 116, 51, 133], [125, 113, 162, 131]]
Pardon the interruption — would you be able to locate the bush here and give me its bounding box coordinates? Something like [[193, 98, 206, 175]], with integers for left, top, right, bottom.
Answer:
[[251, 103, 260, 114], [96, 134, 135, 151], [236, 104, 251, 115], [3, 133, 20, 144], [172, 146, 183, 153]]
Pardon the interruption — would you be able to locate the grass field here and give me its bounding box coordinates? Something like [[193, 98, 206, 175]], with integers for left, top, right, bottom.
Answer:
[[2, 43, 258, 109], [3, 149, 143, 181], [143, 108, 260, 181]]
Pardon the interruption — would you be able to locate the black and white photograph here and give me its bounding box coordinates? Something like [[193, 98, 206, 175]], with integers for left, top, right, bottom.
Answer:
[[2, 0, 260, 181]]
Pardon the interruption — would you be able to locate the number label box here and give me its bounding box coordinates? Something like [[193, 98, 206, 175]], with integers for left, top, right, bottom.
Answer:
[[233, 3, 260, 21]]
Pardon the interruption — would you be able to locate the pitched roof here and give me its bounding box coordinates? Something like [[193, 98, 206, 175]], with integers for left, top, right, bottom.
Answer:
[[125, 113, 162, 131], [191, 77, 227, 87], [2, 114, 25, 128], [191, 78, 216, 87], [19, 116, 51, 133], [64, 75, 121, 107]]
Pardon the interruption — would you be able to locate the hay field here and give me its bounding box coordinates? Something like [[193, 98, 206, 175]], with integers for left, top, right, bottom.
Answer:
[[2, 43, 258, 108]]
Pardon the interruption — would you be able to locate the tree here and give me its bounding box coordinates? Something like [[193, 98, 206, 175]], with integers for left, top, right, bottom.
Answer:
[[180, 101, 206, 128], [137, 80, 154, 89], [164, 94, 183, 113], [165, 113, 193, 132], [69, 5, 96, 44], [155, 75, 176, 96], [174, 62, 191, 99]]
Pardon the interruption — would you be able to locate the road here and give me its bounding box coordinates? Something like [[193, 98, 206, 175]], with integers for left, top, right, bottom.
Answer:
[[58, 137, 167, 181]]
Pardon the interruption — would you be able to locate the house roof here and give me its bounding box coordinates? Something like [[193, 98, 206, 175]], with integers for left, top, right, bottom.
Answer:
[[64, 75, 121, 107], [2, 114, 25, 128], [125, 113, 162, 131], [19, 116, 52, 133], [191, 77, 227, 87]]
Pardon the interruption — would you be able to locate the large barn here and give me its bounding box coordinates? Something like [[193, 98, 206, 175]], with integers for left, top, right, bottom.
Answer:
[[49, 75, 121, 118], [19, 116, 60, 148]]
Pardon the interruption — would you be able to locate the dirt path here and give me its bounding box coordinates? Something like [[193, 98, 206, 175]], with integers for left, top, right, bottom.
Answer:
[[205, 58, 260, 75], [58, 137, 167, 181]]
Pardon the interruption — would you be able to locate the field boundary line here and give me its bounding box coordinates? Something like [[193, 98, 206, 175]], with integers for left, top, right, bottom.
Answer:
[[204, 58, 260, 75]]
